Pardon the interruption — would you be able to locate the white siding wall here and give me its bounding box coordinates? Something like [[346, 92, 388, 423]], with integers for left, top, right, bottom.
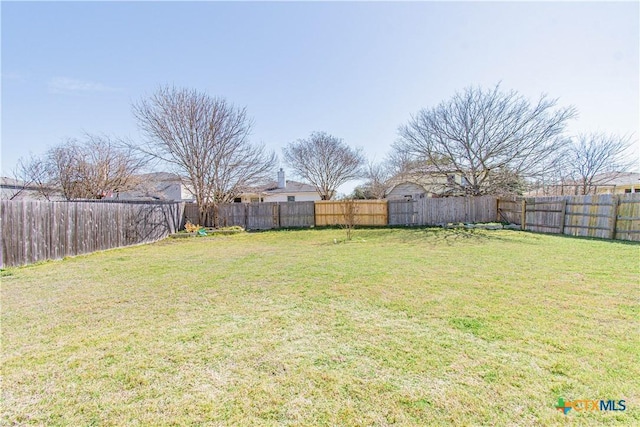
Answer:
[[180, 185, 196, 202], [263, 192, 321, 202], [386, 182, 426, 200]]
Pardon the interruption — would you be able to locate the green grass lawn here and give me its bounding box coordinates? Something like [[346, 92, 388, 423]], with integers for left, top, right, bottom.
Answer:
[[2, 228, 638, 426]]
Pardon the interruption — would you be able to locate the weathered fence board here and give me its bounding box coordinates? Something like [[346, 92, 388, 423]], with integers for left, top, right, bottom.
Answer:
[[420, 196, 497, 225], [524, 198, 566, 234], [183, 203, 201, 225], [247, 203, 279, 230], [497, 197, 522, 225], [497, 193, 640, 241], [1, 200, 184, 268], [315, 200, 388, 226], [562, 194, 616, 239], [280, 201, 315, 228], [216, 204, 247, 228], [615, 193, 640, 241], [184, 202, 316, 229], [388, 200, 419, 225]]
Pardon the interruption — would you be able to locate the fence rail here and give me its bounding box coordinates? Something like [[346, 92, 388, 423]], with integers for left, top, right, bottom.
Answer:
[[1, 200, 184, 268]]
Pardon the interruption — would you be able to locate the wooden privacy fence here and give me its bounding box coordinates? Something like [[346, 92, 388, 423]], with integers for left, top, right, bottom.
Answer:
[[1, 200, 184, 268], [185, 196, 499, 229], [497, 193, 640, 241], [389, 196, 497, 226], [496, 197, 522, 225], [5, 194, 634, 268], [184, 202, 316, 230]]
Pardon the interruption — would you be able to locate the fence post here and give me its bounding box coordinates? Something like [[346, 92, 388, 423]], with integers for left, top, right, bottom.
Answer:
[[385, 200, 389, 225], [559, 199, 567, 235], [277, 202, 281, 229], [520, 199, 527, 231], [609, 195, 620, 240]]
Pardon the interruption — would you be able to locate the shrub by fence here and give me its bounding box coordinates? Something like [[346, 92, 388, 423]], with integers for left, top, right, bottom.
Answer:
[[1, 200, 184, 268]]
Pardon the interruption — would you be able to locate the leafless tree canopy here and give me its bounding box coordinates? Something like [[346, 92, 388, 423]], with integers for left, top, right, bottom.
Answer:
[[133, 86, 276, 223], [15, 134, 145, 200], [353, 160, 392, 199], [395, 84, 577, 196], [283, 132, 365, 200], [565, 133, 635, 195], [11, 154, 54, 200]]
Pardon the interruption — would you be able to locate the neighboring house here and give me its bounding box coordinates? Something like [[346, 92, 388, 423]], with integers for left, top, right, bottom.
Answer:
[[107, 170, 322, 203], [0, 177, 62, 200], [235, 169, 321, 203], [526, 172, 640, 196], [385, 166, 468, 200], [107, 172, 195, 202]]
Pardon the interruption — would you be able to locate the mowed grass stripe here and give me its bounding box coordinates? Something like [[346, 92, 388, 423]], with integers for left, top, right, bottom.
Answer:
[[1, 228, 638, 426]]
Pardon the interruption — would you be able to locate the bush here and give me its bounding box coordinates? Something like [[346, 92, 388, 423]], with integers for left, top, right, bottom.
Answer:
[[184, 221, 202, 233]]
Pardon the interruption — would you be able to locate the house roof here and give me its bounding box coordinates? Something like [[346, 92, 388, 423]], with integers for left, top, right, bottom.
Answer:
[[554, 171, 640, 187], [248, 180, 317, 194], [590, 172, 640, 186], [136, 171, 182, 182], [384, 165, 464, 195], [111, 172, 184, 201], [1, 176, 57, 192], [0, 177, 26, 188]]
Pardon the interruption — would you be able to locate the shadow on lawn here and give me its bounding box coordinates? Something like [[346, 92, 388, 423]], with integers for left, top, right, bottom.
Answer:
[[379, 227, 513, 245], [257, 226, 514, 246], [303, 226, 515, 246], [245, 225, 640, 246]]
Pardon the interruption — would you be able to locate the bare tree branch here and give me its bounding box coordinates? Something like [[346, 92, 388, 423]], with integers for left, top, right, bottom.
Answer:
[[353, 160, 393, 199], [566, 133, 635, 195], [11, 154, 55, 200], [394, 84, 577, 196], [283, 132, 365, 200], [132, 86, 276, 224], [14, 135, 144, 200]]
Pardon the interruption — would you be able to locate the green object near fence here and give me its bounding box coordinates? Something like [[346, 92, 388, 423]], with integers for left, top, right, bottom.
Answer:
[[197, 228, 207, 236]]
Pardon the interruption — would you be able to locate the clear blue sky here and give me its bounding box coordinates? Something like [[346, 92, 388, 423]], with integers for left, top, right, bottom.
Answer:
[[2, 1, 638, 193]]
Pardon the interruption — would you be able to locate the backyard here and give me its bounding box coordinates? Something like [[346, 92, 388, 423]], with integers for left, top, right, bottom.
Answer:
[[1, 228, 638, 426]]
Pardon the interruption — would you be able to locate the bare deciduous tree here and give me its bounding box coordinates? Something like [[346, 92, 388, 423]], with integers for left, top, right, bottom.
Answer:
[[395, 84, 577, 196], [10, 154, 55, 200], [566, 133, 635, 195], [15, 134, 145, 200], [283, 132, 365, 200], [353, 160, 392, 199], [133, 86, 276, 224], [67, 135, 145, 199]]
